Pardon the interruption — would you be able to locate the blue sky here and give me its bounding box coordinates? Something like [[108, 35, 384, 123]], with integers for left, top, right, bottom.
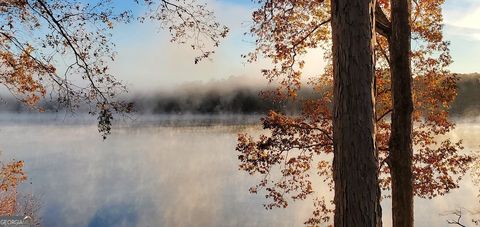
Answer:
[[108, 0, 480, 92], [443, 0, 480, 73]]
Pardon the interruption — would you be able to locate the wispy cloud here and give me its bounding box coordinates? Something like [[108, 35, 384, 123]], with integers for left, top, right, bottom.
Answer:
[[444, 3, 480, 40], [444, 25, 480, 41], [442, 1, 480, 73]]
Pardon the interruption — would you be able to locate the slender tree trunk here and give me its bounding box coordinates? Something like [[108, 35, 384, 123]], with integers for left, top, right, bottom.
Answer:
[[331, 0, 381, 226], [388, 0, 414, 226]]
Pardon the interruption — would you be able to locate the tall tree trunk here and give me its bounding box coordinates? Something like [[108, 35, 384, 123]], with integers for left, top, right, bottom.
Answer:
[[331, 0, 381, 226], [388, 0, 414, 226]]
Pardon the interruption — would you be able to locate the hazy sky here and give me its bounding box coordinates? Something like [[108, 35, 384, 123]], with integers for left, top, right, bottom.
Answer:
[[107, 0, 480, 93]]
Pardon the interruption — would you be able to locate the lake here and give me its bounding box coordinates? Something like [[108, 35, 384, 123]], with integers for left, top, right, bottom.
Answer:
[[0, 114, 478, 227]]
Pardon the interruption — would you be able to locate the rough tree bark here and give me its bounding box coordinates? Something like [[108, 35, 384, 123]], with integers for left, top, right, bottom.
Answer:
[[388, 0, 414, 226], [331, 0, 381, 226]]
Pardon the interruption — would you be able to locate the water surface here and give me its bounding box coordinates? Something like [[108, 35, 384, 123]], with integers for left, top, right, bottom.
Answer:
[[0, 114, 479, 226]]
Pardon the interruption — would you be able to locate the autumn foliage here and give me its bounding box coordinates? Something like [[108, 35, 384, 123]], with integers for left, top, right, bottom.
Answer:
[[237, 0, 473, 224], [0, 159, 27, 215], [0, 157, 41, 225]]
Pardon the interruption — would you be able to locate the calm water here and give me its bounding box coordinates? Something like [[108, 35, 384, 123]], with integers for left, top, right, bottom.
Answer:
[[0, 114, 479, 227]]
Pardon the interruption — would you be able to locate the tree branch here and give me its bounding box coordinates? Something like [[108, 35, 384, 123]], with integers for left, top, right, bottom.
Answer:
[[35, 0, 107, 102], [377, 109, 392, 122], [375, 2, 391, 38]]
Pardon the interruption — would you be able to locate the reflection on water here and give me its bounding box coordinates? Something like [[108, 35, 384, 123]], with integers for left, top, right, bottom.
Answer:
[[0, 115, 479, 227]]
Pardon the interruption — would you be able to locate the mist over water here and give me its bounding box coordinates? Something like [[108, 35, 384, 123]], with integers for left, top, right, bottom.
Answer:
[[0, 114, 479, 226], [0, 115, 312, 227]]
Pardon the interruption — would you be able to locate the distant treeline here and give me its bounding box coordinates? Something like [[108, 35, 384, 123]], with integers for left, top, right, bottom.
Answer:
[[130, 86, 324, 115], [450, 73, 480, 117], [0, 74, 478, 117], [133, 88, 288, 114]]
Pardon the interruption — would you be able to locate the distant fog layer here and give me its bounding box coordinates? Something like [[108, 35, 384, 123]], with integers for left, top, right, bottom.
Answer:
[[0, 74, 478, 117]]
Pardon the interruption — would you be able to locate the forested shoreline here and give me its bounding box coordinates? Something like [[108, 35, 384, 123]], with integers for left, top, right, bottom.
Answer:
[[1, 73, 478, 117]]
